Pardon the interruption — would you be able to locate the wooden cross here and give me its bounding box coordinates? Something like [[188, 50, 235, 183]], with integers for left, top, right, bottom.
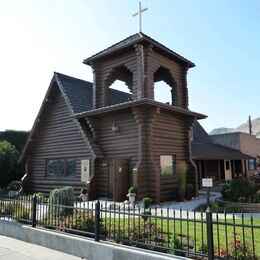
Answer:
[[132, 1, 148, 32]]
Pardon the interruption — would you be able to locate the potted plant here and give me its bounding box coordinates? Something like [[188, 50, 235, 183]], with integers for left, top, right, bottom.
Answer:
[[185, 183, 194, 201], [176, 161, 187, 202], [127, 186, 137, 205], [79, 187, 88, 202]]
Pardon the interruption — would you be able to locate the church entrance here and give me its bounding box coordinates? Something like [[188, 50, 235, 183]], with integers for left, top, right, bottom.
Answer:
[[108, 158, 129, 201]]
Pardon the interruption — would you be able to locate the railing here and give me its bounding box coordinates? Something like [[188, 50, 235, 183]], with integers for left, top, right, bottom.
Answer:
[[0, 196, 259, 260]]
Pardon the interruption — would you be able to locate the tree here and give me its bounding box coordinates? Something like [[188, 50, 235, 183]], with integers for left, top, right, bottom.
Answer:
[[0, 140, 21, 187], [0, 130, 29, 153]]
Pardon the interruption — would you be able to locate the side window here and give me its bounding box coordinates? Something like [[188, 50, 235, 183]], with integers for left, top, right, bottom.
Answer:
[[47, 160, 57, 177], [46, 159, 76, 177], [58, 160, 66, 177], [160, 155, 176, 176], [66, 159, 76, 177], [248, 159, 256, 171]]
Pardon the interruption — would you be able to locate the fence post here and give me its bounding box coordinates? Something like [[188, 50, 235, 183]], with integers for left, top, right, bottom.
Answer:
[[32, 195, 37, 228], [206, 207, 214, 260], [94, 200, 100, 242]]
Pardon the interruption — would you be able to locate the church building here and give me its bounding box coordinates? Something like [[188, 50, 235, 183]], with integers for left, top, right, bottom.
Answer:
[[21, 32, 207, 202]]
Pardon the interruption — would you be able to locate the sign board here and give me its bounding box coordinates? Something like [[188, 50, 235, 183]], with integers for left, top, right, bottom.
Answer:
[[202, 178, 213, 188], [81, 159, 90, 182]]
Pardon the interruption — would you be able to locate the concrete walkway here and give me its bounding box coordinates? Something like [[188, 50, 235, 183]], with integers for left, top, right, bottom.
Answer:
[[0, 235, 84, 260]]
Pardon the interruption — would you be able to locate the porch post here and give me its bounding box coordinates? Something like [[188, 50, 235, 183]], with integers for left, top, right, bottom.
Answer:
[[217, 160, 221, 183]]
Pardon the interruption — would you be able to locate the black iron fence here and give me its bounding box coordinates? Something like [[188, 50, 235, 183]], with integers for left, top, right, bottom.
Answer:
[[0, 196, 259, 260]]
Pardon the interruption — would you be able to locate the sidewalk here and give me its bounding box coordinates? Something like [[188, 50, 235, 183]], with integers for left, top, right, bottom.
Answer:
[[0, 235, 84, 260]]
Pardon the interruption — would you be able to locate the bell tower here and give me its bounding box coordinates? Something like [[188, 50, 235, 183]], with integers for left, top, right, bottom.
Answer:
[[83, 32, 195, 110]]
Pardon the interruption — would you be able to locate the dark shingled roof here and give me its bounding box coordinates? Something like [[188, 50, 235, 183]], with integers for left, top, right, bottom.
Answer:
[[192, 143, 253, 160], [193, 121, 213, 144], [83, 32, 195, 68], [55, 72, 131, 114], [192, 122, 253, 160]]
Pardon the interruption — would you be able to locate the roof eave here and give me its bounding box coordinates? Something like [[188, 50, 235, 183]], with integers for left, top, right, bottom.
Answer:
[[74, 99, 206, 119], [83, 34, 195, 68]]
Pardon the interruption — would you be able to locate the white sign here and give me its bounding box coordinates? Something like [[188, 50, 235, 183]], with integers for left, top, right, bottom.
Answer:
[[202, 178, 213, 187], [81, 159, 90, 182]]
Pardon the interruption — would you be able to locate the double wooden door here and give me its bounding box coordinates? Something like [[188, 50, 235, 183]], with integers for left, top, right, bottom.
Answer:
[[108, 158, 129, 201]]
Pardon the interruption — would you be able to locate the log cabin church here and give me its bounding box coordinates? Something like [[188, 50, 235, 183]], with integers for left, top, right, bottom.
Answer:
[[20, 33, 253, 202]]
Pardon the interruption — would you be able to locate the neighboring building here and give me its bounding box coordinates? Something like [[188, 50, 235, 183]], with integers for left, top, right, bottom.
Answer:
[[192, 122, 255, 188], [21, 33, 206, 203], [210, 132, 260, 174]]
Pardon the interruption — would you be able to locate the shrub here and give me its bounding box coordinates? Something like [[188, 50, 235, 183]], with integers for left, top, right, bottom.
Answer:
[[7, 180, 20, 191], [109, 219, 167, 250], [0, 200, 31, 222], [49, 186, 75, 217], [221, 178, 256, 202], [80, 187, 87, 194], [70, 212, 107, 236], [176, 161, 187, 189], [141, 197, 152, 222], [142, 197, 152, 210], [128, 187, 137, 194]]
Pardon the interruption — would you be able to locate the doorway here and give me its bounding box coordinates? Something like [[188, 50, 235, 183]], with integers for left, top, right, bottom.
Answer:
[[224, 160, 232, 180], [108, 158, 129, 201]]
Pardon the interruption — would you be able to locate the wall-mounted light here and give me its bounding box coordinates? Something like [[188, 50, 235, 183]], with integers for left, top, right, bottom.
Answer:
[[112, 123, 120, 133]]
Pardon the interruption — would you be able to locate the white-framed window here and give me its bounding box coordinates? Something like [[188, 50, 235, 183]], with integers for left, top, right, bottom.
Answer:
[[160, 155, 176, 176]]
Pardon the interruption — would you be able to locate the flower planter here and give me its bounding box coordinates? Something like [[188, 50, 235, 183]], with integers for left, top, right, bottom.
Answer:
[[216, 198, 260, 213], [79, 194, 88, 202], [127, 193, 136, 205]]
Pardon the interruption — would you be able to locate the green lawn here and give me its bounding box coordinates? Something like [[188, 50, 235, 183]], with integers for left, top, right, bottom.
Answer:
[[103, 216, 260, 257]]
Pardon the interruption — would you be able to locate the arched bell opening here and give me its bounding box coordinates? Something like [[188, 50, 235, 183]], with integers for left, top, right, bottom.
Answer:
[[105, 66, 133, 106], [153, 67, 177, 106]]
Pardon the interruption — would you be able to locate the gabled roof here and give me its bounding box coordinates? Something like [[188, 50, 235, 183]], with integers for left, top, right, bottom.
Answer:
[[83, 32, 195, 68], [55, 73, 131, 114], [193, 121, 213, 144], [192, 122, 254, 160], [20, 73, 131, 161]]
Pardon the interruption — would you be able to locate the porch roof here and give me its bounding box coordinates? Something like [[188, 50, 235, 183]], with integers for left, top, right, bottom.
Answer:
[[192, 142, 254, 160]]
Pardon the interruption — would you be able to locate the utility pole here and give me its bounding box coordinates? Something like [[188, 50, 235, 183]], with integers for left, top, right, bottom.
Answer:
[[249, 116, 252, 135]]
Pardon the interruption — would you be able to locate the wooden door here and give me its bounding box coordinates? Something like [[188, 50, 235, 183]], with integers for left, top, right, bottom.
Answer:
[[114, 158, 129, 201]]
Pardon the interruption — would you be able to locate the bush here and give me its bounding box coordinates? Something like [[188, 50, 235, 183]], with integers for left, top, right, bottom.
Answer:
[[109, 219, 167, 250], [7, 180, 21, 191], [49, 186, 75, 217], [221, 178, 256, 202], [142, 197, 152, 210], [0, 200, 31, 222], [176, 161, 187, 188]]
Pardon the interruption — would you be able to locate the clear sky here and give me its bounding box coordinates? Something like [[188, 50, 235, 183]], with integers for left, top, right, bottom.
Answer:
[[0, 0, 259, 132]]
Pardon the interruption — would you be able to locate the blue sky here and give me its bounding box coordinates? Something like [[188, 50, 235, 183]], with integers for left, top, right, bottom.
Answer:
[[0, 0, 259, 132]]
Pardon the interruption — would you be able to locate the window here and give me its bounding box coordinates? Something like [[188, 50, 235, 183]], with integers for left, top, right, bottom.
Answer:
[[225, 161, 230, 170], [47, 160, 57, 177], [248, 159, 256, 171], [160, 155, 176, 176], [47, 159, 76, 177]]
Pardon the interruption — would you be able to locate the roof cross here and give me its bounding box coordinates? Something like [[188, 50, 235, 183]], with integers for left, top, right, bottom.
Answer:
[[132, 1, 148, 32]]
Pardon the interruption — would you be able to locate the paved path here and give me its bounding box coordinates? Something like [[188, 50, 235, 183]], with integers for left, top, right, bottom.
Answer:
[[0, 235, 84, 260]]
